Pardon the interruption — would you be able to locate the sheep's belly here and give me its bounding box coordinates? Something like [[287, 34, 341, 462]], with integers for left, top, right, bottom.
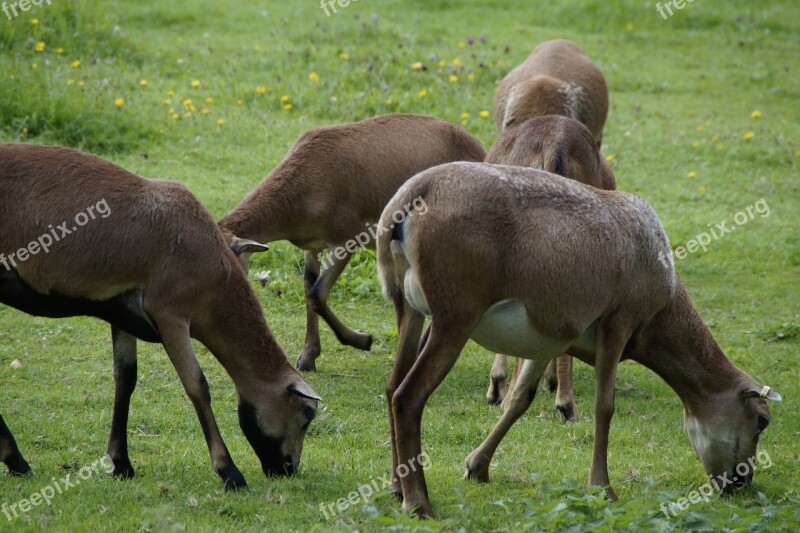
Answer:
[[471, 299, 596, 359]]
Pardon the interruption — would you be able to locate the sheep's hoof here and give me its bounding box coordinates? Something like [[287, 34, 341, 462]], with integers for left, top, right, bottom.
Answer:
[[5, 453, 32, 476], [486, 380, 506, 405], [350, 332, 373, 351], [403, 499, 437, 519], [220, 466, 248, 492], [110, 458, 135, 479], [556, 402, 578, 422], [296, 354, 318, 372], [464, 452, 491, 483]]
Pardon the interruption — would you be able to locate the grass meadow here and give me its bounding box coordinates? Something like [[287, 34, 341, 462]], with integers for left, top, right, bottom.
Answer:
[[0, 0, 798, 530]]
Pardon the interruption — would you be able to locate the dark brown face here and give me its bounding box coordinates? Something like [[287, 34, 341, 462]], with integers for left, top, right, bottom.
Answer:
[[236, 380, 318, 477], [238, 400, 296, 476]]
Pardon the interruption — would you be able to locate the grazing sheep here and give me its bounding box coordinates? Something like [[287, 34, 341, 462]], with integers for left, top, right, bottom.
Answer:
[[0, 144, 320, 489], [377, 162, 778, 517], [219, 113, 486, 371], [493, 39, 608, 147]]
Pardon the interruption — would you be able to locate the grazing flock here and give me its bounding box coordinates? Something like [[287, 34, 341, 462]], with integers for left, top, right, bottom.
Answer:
[[0, 39, 780, 519]]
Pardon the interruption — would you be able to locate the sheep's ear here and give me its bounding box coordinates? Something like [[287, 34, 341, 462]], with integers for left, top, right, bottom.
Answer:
[[740, 384, 782, 402], [230, 237, 269, 255], [288, 381, 322, 402]]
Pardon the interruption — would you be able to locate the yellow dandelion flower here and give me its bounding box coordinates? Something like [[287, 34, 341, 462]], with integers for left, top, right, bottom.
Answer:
[[78, 80, 84, 88], [167, 90, 175, 97], [340, 53, 350, 61], [692, 141, 701, 148], [452, 58, 462, 67], [70, 60, 80, 69], [283, 103, 292, 111], [457, 41, 465, 48], [704, 120, 712, 127], [308, 72, 320, 82], [710, 135, 718, 143], [625, 22, 634, 31], [687, 171, 697, 178], [467, 73, 475, 81], [750, 110, 761, 119], [698, 186, 706, 195], [206, 97, 213, 104], [605, 155, 614, 162], [201, 108, 209, 114], [716, 143, 726, 151], [385, 98, 394, 105], [139, 79, 148, 87], [696, 125, 704, 132], [256, 86, 266, 95], [191, 79, 201, 89], [460, 112, 469, 120], [254, 44, 262, 51], [236, 99, 244, 106], [280, 95, 290, 103], [168, 108, 176, 115], [114, 98, 124, 108], [418, 90, 428, 98], [217, 119, 225, 126], [449, 74, 458, 83], [35, 41, 45, 52], [184, 112, 193, 119], [479, 110, 490, 118], [743, 131, 754, 141], [67, 79, 75, 86], [55, 48, 64, 55], [411, 62, 423, 71], [438, 59, 447, 68], [170, 114, 179, 121], [31, 63, 37, 69], [183, 98, 192, 106], [30, 18, 39, 25], [163, 99, 171, 105]]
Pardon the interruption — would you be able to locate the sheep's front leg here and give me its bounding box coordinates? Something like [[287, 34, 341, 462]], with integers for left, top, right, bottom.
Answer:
[[307, 246, 372, 351], [0, 414, 30, 476], [155, 317, 246, 490], [588, 322, 629, 500], [106, 327, 138, 478], [296, 250, 322, 371]]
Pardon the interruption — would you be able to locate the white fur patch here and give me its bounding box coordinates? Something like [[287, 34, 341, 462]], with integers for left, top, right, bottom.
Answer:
[[470, 299, 597, 360], [403, 267, 429, 315], [558, 82, 586, 121]]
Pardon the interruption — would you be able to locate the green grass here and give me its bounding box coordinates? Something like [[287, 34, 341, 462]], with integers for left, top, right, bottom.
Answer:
[[1, 0, 799, 530]]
